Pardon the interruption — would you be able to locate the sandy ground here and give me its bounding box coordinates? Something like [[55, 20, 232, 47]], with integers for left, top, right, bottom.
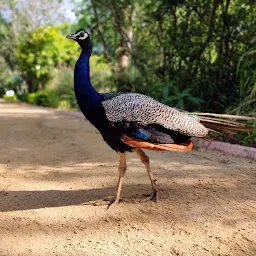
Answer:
[[0, 99, 256, 256]]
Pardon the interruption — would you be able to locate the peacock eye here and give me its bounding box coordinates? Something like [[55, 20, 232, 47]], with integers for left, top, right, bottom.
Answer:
[[78, 32, 88, 40]]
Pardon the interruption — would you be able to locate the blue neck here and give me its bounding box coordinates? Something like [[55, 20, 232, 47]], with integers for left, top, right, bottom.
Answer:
[[74, 50, 103, 106]]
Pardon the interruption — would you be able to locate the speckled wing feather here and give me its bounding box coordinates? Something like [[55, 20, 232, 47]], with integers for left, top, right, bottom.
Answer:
[[102, 93, 208, 137], [102, 92, 125, 101]]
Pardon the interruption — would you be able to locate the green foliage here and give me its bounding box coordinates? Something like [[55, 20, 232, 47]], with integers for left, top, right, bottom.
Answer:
[[242, 129, 256, 147], [233, 45, 256, 116], [28, 92, 49, 106], [0, 87, 4, 97], [17, 67, 76, 109], [5, 75, 23, 90], [17, 24, 78, 92], [0, 13, 17, 72], [149, 82, 202, 109], [78, 0, 256, 114], [15, 58, 112, 109], [46, 67, 77, 109], [57, 100, 72, 110], [90, 56, 113, 92], [17, 93, 29, 102], [3, 94, 17, 101]]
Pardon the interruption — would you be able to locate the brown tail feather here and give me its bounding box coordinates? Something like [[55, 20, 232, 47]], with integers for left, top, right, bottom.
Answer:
[[121, 135, 194, 152], [198, 116, 247, 127], [190, 112, 256, 121], [190, 113, 255, 135]]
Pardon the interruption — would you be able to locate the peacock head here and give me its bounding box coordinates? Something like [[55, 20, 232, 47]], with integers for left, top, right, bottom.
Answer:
[[66, 30, 92, 51]]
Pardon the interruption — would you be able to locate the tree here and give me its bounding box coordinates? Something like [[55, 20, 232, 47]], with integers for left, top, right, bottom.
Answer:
[[0, 0, 76, 92], [17, 25, 77, 92], [76, 0, 256, 113]]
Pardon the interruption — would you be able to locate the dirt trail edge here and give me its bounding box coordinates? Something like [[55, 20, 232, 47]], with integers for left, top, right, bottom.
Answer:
[[0, 99, 256, 256]]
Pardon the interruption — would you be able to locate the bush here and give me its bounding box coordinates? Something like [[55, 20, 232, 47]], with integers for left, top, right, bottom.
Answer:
[[0, 87, 5, 97], [17, 93, 29, 102], [243, 129, 256, 147], [46, 67, 78, 109], [57, 100, 72, 109], [28, 92, 49, 106], [148, 82, 202, 110], [3, 94, 17, 101], [15, 58, 111, 110], [90, 56, 112, 92]]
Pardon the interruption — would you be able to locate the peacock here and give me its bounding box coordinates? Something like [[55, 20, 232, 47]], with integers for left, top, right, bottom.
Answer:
[[66, 30, 253, 208]]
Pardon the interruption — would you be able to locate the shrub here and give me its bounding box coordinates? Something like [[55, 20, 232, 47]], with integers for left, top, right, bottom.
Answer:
[[0, 86, 5, 97], [3, 94, 17, 101], [148, 82, 202, 110], [17, 25, 77, 92], [57, 100, 72, 109], [17, 93, 29, 102], [28, 92, 49, 106], [46, 67, 77, 109], [90, 55, 112, 92], [242, 129, 256, 147]]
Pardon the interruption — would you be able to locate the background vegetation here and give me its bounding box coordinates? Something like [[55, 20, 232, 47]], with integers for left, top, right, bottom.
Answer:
[[0, 0, 255, 145]]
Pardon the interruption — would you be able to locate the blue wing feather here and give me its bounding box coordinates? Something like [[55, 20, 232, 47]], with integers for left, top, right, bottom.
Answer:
[[131, 125, 175, 144], [135, 129, 151, 140]]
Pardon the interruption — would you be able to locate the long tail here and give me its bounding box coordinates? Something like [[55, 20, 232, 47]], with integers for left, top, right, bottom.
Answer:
[[189, 112, 256, 135]]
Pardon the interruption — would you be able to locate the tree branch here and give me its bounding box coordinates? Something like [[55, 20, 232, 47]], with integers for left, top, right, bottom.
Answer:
[[91, 1, 111, 62], [192, 0, 222, 62]]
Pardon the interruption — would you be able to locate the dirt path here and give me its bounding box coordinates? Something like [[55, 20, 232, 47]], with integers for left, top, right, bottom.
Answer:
[[0, 99, 256, 256]]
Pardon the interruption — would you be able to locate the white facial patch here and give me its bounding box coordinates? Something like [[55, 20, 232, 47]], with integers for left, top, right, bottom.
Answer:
[[78, 32, 88, 40]]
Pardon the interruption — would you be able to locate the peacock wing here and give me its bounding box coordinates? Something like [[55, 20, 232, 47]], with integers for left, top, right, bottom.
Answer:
[[102, 93, 208, 138]]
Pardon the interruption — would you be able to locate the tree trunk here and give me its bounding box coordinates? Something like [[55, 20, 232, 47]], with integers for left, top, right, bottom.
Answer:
[[111, 2, 134, 91]]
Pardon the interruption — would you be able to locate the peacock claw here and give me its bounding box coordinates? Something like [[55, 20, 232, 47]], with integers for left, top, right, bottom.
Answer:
[[142, 190, 158, 202], [82, 197, 114, 206], [83, 191, 158, 208], [107, 199, 119, 210]]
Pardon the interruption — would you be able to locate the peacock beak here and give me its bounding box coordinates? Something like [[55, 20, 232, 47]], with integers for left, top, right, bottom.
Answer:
[[66, 34, 76, 39]]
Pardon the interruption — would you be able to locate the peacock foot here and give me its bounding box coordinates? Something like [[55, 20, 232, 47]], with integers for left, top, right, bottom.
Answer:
[[82, 197, 113, 206], [141, 190, 158, 202], [82, 191, 158, 208]]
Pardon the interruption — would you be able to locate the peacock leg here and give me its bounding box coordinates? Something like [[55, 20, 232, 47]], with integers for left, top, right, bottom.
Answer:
[[135, 148, 158, 202], [107, 152, 127, 209], [83, 152, 127, 208]]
